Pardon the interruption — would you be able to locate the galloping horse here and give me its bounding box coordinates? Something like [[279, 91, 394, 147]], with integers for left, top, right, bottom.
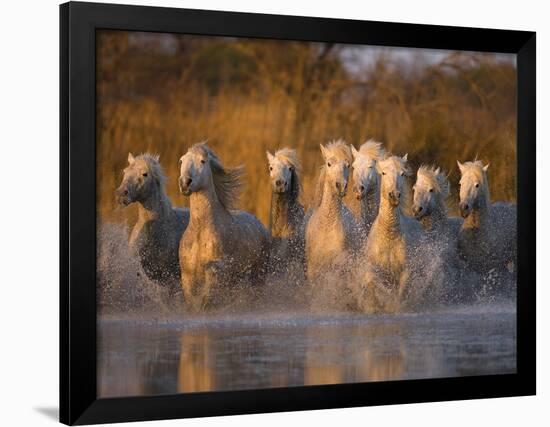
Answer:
[[457, 160, 516, 275], [266, 148, 306, 284], [305, 140, 358, 285], [358, 154, 422, 312], [350, 140, 385, 239], [116, 153, 189, 294], [178, 142, 270, 311]]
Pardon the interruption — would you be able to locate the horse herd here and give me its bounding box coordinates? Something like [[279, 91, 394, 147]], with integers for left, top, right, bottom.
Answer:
[[115, 140, 516, 313]]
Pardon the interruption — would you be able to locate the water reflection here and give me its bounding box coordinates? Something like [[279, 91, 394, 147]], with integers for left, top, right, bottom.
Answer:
[[98, 309, 516, 397], [304, 324, 405, 385], [178, 331, 215, 392]]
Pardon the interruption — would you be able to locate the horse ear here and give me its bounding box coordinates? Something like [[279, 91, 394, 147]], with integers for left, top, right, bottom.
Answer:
[[128, 153, 135, 164], [483, 163, 490, 172], [319, 144, 328, 159], [266, 151, 274, 163], [435, 167, 441, 175], [351, 145, 359, 160], [457, 160, 465, 173], [402, 153, 408, 162]]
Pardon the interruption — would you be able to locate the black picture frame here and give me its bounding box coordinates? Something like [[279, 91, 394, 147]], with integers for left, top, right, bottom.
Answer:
[[60, 1, 536, 425]]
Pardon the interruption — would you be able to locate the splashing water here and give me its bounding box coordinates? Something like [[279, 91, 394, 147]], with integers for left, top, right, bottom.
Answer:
[[97, 221, 516, 397], [98, 221, 515, 315], [97, 223, 178, 314]]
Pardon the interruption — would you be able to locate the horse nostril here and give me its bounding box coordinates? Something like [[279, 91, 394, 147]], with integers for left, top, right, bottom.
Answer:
[[275, 179, 283, 186], [123, 190, 128, 196], [418, 206, 423, 212], [464, 204, 469, 210], [360, 185, 365, 191], [186, 178, 193, 186]]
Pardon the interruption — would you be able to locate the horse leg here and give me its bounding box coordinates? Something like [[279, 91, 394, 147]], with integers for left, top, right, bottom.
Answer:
[[200, 261, 224, 310], [397, 268, 410, 307], [181, 273, 199, 311]]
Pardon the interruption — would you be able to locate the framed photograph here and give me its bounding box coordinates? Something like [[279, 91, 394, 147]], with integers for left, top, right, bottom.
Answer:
[[60, 1, 536, 425]]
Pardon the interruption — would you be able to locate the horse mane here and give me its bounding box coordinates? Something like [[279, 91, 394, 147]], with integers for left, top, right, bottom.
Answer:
[[326, 139, 353, 164], [312, 140, 352, 209], [190, 142, 244, 210], [417, 165, 450, 198], [358, 139, 386, 160], [379, 154, 413, 213], [274, 148, 302, 198], [312, 166, 326, 209], [461, 160, 491, 205], [135, 153, 167, 190]]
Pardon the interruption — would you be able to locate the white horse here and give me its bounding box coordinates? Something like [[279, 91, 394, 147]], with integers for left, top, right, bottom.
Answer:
[[413, 165, 462, 235], [350, 140, 385, 239], [266, 148, 306, 284], [457, 160, 516, 277], [357, 154, 422, 312], [178, 142, 270, 311], [306, 140, 358, 285], [115, 153, 189, 295], [412, 165, 463, 302]]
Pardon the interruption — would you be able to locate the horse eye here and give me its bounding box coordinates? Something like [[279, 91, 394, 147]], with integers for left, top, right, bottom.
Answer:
[[142, 173, 148, 177], [401, 172, 404, 176], [429, 188, 434, 193], [269, 166, 273, 171], [475, 183, 479, 188], [382, 172, 386, 176], [327, 162, 331, 167], [201, 159, 206, 164]]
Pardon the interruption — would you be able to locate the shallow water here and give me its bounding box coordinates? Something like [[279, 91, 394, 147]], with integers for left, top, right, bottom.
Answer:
[[98, 304, 516, 397]]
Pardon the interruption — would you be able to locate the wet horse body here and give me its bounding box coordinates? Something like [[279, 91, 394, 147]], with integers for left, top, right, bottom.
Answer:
[[129, 204, 188, 284], [267, 149, 306, 284], [178, 143, 270, 310], [116, 153, 189, 292], [358, 154, 422, 312], [412, 166, 463, 303], [305, 141, 358, 285], [350, 140, 386, 241], [457, 160, 517, 275]]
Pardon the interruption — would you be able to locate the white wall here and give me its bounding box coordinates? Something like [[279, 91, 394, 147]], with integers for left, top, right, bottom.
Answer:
[[0, 0, 546, 425]]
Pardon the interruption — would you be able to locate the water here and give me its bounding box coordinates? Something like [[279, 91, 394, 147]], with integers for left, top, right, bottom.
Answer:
[[98, 305, 516, 397], [97, 223, 516, 397]]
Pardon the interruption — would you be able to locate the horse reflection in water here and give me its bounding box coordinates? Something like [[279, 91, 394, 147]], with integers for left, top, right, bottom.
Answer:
[[177, 323, 408, 393], [304, 323, 405, 385], [98, 306, 516, 397], [178, 331, 215, 392]]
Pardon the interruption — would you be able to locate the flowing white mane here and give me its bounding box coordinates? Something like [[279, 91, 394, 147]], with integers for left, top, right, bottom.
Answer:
[[134, 153, 167, 189], [189, 142, 244, 210], [325, 139, 353, 164], [274, 148, 302, 174], [458, 160, 491, 205], [312, 139, 352, 208], [417, 165, 450, 198], [358, 139, 386, 160]]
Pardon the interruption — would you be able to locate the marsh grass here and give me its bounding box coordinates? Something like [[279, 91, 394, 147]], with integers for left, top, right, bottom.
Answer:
[[97, 31, 516, 226]]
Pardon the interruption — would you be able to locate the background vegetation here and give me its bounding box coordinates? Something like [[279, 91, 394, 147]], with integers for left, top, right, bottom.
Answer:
[[97, 30, 517, 226]]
